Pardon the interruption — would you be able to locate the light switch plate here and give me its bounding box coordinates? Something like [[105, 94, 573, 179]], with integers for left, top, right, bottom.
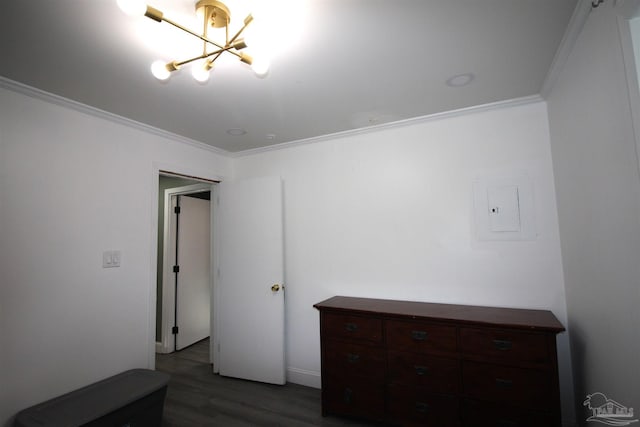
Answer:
[[103, 250, 121, 268]]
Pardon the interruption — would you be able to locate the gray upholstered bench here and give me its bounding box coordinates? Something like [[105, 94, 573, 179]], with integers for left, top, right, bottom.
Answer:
[[14, 369, 170, 427]]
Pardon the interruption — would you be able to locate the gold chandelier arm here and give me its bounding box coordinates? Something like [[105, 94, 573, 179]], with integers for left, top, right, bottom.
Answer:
[[207, 50, 225, 67], [227, 14, 253, 46], [154, 15, 246, 60], [201, 10, 209, 55], [174, 44, 239, 68], [158, 15, 226, 51]]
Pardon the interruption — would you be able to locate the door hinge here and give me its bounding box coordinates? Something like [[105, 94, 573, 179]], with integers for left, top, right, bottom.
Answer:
[[173, 265, 180, 273], [174, 206, 181, 214], [172, 326, 179, 334]]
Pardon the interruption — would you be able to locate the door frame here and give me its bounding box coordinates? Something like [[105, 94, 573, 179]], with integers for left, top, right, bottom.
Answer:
[[148, 163, 223, 370], [158, 183, 212, 354], [616, 0, 640, 176]]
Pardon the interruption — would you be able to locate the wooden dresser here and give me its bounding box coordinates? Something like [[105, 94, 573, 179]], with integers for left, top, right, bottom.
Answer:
[[314, 296, 565, 427]]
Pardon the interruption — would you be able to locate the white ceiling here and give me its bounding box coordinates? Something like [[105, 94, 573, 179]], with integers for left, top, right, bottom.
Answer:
[[0, 0, 578, 153]]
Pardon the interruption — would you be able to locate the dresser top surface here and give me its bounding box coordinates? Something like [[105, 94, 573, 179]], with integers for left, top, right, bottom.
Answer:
[[314, 296, 565, 333]]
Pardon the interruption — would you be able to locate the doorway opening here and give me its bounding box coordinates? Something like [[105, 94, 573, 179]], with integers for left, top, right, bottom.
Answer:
[[156, 173, 215, 362]]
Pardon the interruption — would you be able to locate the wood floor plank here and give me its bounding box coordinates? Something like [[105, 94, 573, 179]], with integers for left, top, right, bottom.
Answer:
[[156, 339, 380, 426]]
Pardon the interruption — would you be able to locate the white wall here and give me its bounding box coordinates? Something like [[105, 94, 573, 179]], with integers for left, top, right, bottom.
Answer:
[[0, 78, 580, 426], [0, 86, 231, 427], [546, 2, 640, 424], [233, 101, 576, 425]]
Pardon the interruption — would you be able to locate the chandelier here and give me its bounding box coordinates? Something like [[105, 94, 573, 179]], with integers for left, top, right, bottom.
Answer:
[[117, 0, 269, 82]]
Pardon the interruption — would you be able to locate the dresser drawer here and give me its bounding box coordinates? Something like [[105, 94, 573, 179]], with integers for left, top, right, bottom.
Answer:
[[388, 385, 460, 427], [323, 377, 385, 420], [388, 351, 460, 393], [324, 340, 385, 382], [462, 361, 552, 406], [462, 399, 560, 427], [460, 327, 549, 364], [385, 320, 457, 354], [322, 312, 382, 344]]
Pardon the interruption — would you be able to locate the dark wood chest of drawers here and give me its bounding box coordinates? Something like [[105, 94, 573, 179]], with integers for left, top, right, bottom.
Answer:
[[314, 296, 565, 427]]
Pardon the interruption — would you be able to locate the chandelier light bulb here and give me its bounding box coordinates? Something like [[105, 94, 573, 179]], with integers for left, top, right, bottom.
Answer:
[[150, 60, 171, 81], [192, 65, 211, 83], [251, 57, 270, 78], [116, 0, 146, 17]]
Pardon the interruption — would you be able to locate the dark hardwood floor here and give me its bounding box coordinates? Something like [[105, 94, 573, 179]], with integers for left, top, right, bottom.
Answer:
[[156, 339, 378, 427]]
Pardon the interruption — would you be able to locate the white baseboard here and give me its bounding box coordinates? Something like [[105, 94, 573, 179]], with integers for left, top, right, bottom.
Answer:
[[286, 367, 321, 389], [155, 342, 165, 353]]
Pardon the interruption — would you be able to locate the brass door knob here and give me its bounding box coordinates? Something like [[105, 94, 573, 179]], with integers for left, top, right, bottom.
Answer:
[[271, 284, 280, 292]]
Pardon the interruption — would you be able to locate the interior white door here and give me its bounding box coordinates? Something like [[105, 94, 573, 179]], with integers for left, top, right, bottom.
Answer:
[[174, 195, 211, 350], [216, 176, 285, 385]]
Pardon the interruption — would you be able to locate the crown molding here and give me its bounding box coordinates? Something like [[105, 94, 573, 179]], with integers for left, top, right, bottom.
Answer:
[[231, 95, 544, 158], [0, 76, 543, 160], [0, 76, 230, 158], [540, 0, 593, 98]]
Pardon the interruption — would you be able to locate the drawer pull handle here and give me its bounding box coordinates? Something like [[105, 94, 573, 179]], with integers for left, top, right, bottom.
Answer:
[[344, 322, 358, 332], [415, 402, 430, 413], [411, 330, 428, 341], [495, 378, 513, 388], [493, 339, 512, 350], [347, 353, 360, 363], [343, 387, 353, 404], [414, 365, 429, 376]]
